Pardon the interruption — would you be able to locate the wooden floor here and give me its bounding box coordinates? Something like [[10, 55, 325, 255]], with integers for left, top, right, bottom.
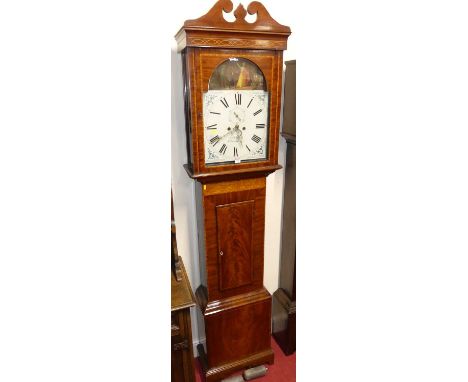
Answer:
[[194, 336, 296, 382]]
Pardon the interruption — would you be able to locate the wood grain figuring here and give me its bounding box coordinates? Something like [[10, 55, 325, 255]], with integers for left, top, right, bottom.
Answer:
[[197, 285, 271, 316], [204, 177, 265, 196], [205, 296, 272, 367], [202, 179, 266, 302], [216, 200, 254, 290], [204, 287, 270, 316]]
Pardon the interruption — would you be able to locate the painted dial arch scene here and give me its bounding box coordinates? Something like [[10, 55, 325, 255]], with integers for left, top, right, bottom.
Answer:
[[203, 89, 269, 164]]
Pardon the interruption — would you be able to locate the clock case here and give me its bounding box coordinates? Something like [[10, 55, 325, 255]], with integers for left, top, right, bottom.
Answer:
[[175, 1, 290, 381]]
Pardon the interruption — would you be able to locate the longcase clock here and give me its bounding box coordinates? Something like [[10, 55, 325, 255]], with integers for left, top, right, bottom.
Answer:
[[175, 1, 290, 380]]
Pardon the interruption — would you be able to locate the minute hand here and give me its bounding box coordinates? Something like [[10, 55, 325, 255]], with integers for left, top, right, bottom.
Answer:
[[219, 129, 233, 141]]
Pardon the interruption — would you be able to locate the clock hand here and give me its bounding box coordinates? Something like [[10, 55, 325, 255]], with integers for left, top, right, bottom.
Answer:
[[221, 129, 232, 139], [216, 129, 233, 145]]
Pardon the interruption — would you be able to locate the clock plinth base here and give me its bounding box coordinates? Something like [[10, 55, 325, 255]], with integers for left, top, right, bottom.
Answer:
[[197, 344, 273, 382], [195, 287, 274, 382]]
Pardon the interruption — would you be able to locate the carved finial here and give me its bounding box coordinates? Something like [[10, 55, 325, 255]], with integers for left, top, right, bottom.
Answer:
[[234, 4, 247, 21]]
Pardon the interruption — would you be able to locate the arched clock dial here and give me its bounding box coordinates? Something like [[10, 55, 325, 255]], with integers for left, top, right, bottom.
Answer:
[[203, 89, 269, 165]]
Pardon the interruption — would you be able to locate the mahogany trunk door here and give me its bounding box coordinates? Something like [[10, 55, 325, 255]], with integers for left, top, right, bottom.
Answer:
[[216, 200, 254, 291]]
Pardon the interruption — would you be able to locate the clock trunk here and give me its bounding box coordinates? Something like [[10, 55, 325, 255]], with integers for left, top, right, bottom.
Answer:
[[193, 177, 274, 381]]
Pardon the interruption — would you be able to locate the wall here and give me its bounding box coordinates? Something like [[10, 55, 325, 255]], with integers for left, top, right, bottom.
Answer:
[[170, 0, 296, 348]]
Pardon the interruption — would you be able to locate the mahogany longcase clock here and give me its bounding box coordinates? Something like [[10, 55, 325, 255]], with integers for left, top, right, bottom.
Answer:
[[175, 1, 290, 380]]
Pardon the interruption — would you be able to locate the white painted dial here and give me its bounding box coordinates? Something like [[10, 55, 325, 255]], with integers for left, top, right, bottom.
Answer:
[[203, 90, 269, 165]]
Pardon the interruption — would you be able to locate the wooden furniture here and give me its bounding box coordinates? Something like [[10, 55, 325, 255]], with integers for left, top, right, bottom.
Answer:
[[171, 190, 196, 382], [272, 60, 296, 355], [175, 1, 291, 381], [171, 257, 197, 382]]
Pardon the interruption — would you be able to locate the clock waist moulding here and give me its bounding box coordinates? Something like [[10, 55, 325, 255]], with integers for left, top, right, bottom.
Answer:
[[175, 1, 290, 381]]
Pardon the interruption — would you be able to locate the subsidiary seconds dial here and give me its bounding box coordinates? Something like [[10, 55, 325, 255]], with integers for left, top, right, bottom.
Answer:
[[203, 90, 269, 164]]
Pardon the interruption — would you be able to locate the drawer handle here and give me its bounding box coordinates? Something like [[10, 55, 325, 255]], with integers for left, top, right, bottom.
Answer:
[[219, 250, 224, 256], [173, 339, 189, 351]]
